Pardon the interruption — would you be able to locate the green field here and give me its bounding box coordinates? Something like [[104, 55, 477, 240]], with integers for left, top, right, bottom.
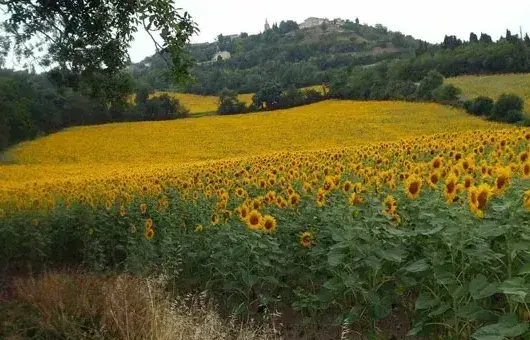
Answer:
[[448, 73, 530, 111]]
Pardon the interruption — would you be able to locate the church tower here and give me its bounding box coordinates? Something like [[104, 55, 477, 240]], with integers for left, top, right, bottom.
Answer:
[[264, 19, 270, 31]]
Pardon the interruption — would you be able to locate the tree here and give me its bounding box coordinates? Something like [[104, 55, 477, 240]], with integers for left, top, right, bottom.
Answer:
[[479, 33, 493, 44], [469, 32, 479, 44], [279, 20, 299, 35], [492, 94, 524, 118], [442, 35, 463, 49], [525, 33, 530, 47], [355, 18, 360, 25], [252, 83, 283, 110], [217, 88, 247, 115], [464, 96, 494, 116], [415, 70, 444, 100], [0, 0, 197, 83]]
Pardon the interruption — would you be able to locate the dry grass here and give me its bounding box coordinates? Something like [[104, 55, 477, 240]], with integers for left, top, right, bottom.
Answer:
[[5, 272, 281, 340]]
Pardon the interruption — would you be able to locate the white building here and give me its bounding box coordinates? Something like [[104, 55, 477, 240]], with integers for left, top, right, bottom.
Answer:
[[299, 17, 326, 29]]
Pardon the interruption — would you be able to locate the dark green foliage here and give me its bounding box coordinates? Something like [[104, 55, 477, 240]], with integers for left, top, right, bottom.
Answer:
[[479, 33, 493, 44], [432, 84, 462, 103], [133, 21, 421, 94], [464, 96, 494, 116], [143, 95, 189, 120], [470, 32, 479, 44], [0, 69, 190, 151], [442, 35, 463, 49], [491, 94, 525, 122], [415, 71, 444, 100], [252, 83, 283, 110], [217, 89, 247, 115], [0, 0, 197, 84], [278, 20, 299, 35]]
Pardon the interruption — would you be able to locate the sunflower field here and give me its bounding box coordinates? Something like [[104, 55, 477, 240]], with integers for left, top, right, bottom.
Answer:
[[2, 99, 530, 337]]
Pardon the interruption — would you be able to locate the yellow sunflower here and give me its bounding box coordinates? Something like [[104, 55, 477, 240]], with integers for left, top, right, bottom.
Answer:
[[382, 195, 397, 216], [342, 180, 353, 194], [493, 167, 511, 194], [140, 203, 147, 214], [444, 173, 458, 204], [247, 210, 263, 230], [405, 175, 422, 199], [300, 232, 314, 248], [195, 224, 204, 232], [145, 228, 155, 240], [261, 215, 277, 234], [145, 218, 154, 230], [239, 205, 249, 220], [524, 190, 530, 212], [468, 184, 492, 218], [523, 163, 530, 178], [289, 193, 301, 206], [348, 193, 364, 206]]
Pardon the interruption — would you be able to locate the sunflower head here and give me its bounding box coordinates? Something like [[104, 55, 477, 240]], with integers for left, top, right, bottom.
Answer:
[[145, 218, 154, 230], [382, 195, 397, 215], [524, 190, 530, 212], [494, 167, 511, 194], [247, 210, 263, 230], [195, 224, 204, 232], [145, 228, 155, 240], [261, 215, 277, 234], [468, 184, 492, 218], [349, 193, 364, 206], [342, 181, 353, 194], [405, 175, 422, 199], [211, 213, 219, 225], [140, 203, 147, 214], [300, 232, 314, 248], [289, 193, 301, 206], [523, 163, 530, 178]]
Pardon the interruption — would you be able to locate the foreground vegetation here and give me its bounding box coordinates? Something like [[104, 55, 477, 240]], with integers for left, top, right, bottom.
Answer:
[[1, 273, 279, 340], [2, 121, 530, 337]]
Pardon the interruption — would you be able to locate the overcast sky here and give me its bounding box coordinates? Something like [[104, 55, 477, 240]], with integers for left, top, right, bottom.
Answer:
[[129, 0, 530, 62]]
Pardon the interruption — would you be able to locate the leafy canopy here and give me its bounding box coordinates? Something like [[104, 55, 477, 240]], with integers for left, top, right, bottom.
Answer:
[[0, 0, 197, 82]]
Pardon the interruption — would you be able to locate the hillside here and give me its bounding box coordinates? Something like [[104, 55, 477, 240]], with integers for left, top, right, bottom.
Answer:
[[448, 73, 530, 110], [130, 18, 421, 94]]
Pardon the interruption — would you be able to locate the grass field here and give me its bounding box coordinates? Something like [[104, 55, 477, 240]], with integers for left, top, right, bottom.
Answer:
[[448, 73, 530, 111]]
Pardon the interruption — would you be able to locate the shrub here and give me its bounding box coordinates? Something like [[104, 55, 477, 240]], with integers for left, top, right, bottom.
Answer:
[[143, 94, 189, 120], [415, 70, 444, 100], [432, 84, 462, 103], [491, 94, 524, 122], [217, 89, 247, 115], [463, 96, 494, 116], [492, 93, 524, 115], [303, 89, 324, 104]]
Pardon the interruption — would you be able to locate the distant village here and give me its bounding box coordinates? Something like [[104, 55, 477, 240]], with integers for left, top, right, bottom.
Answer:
[[210, 17, 350, 63]]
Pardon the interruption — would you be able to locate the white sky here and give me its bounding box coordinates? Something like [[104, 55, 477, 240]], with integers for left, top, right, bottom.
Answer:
[[129, 0, 530, 62]]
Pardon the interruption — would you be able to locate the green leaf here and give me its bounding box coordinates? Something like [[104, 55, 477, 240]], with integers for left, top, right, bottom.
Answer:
[[498, 278, 530, 302], [415, 292, 439, 310], [407, 322, 424, 336], [429, 303, 450, 317], [327, 245, 347, 267], [322, 277, 343, 291], [405, 259, 429, 273], [469, 274, 498, 300], [476, 223, 509, 238], [472, 314, 528, 339], [519, 263, 530, 276], [376, 247, 406, 263]]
